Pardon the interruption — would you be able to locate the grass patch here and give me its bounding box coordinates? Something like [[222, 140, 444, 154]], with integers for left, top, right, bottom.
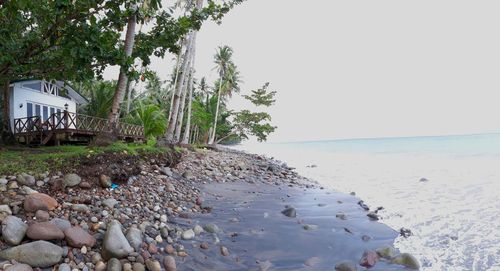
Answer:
[[0, 140, 171, 176]]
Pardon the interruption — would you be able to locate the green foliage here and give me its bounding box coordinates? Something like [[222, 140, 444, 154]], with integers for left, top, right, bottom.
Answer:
[[232, 110, 276, 142], [243, 82, 276, 106], [81, 81, 115, 118], [126, 102, 167, 138]]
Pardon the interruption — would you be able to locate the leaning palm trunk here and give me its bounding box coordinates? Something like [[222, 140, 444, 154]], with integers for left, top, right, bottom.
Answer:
[[208, 77, 223, 144], [165, 33, 194, 141], [108, 14, 137, 126], [168, 48, 183, 121]]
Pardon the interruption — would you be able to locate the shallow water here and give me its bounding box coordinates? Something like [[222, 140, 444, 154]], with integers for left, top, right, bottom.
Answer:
[[172, 182, 404, 270], [234, 134, 500, 271]]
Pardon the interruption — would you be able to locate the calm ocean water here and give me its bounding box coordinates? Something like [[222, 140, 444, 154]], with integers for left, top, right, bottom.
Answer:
[[233, 134, 500, 271]]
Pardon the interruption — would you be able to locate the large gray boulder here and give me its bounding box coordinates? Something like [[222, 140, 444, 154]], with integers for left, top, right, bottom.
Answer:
[[102, 220, 133, 260], [0, 240, 63, 267], [125, 226, 143, 252], [62, 173, 81, 188], [1, 216, 28, 245], [16, 174, 35, 186]]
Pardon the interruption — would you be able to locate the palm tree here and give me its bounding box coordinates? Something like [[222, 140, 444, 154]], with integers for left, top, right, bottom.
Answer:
[[208, 45, 234, 144]]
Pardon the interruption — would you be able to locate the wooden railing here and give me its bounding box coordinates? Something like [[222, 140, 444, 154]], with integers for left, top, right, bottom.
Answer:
[[14, 112, 144, 141]]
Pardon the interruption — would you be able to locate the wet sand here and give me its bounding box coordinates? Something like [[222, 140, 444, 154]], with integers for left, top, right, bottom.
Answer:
[[170, 181, 405, 270]]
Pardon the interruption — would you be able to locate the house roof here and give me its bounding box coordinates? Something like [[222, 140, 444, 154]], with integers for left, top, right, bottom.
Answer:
[[10, 79, 89, 105]]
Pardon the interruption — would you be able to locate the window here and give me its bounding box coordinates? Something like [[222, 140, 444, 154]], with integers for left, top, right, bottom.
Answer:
[[27, 103, 33, 117], [42, 106, 48, 121], [22, 82, 41, 92], [35, 104, 41, 117]]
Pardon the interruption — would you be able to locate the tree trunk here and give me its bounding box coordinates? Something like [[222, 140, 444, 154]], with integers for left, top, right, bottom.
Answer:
[[1, 79, 14, 144], [168, 48, 183, 121], [173, 68, 190, 142], [181, 65, 195, 144], [165, 33, 194, 141], [125, 79, 132, 114], [208, 77, 223, 144], [108, 14, 137, 127]]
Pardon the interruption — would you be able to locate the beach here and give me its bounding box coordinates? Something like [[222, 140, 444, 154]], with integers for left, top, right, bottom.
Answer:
[[0, 147, 415, 270]]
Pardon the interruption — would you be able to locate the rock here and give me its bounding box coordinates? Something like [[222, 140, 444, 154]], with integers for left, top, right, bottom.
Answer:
[[367, 212, 379, 220], [419, 177, 429, 182], [64, 226, 96, 248], [26, 221, 65, 240], [62, 173, 81, 188], [400, 227, 413, 238], [102, 220, 134, 260], [8, 181, 19, 189], [258, 260, 272, 271], [100, 174, 112, 188], [160, 167, 172, 176], [103, 198, 118, 209], [132, 263, 145, 271], [51, 218, 72, 231], [126, 227, 143, 252], [106, 258, 121, 271], [220, 246, 230, 256], [376, 246, 397, 259], [357, 200, 369, 211], [335, 261, 357, 271], [182, 170, 193, 179], [71, 204, 90, 213], [35, 210, 50, 221], [145, 259, 161, 271], [19, 186, 38, 195], [203, 223, 220, 233], [304, 257, 321, 267], [123, 263, 132, 271], [79, 181, 91, 189], [0, 204, 12, 219], [5, 264, 33, 271], [303, 224, 318, 230], [391, 253, 420, 269], [24, 193, 58, 212], [193, 225, 204, 235], [58, 263, 71, 271], [359, 250, 379, 268], [182, 229, 195, 240], [281, 207, 296, 218], [0, 240, 63, 267], [336, 212, 347, 220], [200, 242, 209, 249], [1, 216, 28, 245], [95, 261, 106, 271], [163, 256, 176, 271], [17, 173, 35, 186]]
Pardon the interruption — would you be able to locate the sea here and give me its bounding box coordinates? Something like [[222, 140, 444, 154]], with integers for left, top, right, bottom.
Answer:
[[232, 133, 500, 271]]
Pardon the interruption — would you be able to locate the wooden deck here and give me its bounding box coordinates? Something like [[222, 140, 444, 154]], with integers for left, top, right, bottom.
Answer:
[[14, 112, 145, 145]]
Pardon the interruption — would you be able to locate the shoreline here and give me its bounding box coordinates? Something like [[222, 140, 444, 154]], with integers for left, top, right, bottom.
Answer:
[[0, 146, 418, 270]]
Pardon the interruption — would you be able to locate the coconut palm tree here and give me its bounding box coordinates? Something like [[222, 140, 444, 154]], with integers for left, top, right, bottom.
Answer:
[[208, 45, 234, 144]]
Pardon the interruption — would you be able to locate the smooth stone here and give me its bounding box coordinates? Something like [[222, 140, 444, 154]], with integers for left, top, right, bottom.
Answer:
[[125, 227, 143, 252], [24, 193, 58, 212], [281, 207, 296, 218], [5, 263, 33, 271], [181, 229, 195, 240], [303, 224, 318, 231], [103, 198, 118, 209], [58, 263, 71, 271], [220, 246, 230, 256], [367, 212, 379, 220], [16, 173, 35, 186], [123, 263, 132, 271], [95, 261, 106, 271], [203, 223, 220, 233], [1, 215, 28, 245], [106, 258, 121, 271], [304, 257, 321, 267], [35, 210, 50, 221], [51, 218, 72, 231], [376, 246, 397, 259], [19, 186, 38, 195], [335, 261, 357, 271], [99, 174, 112, 188], [63, 173, 81, 188], [64, 226, 96, 248], [0, 240, 63, 267], [391, 253, 420, 269], [102, 220, 134, 260], [132, 263, 145, 271], [163, 256, 176, 271], [71, 204, 90, 213], [26, 221, 65, 240], [145, 259, 161, 271], [336, 212, 347, 220], [359, 250, 379, 268], [193, 225, 204, 235], [0, 204, 12, 216]]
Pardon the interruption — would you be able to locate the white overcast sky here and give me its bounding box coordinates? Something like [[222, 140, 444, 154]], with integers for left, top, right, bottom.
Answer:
[[107, 0, 500, 143]]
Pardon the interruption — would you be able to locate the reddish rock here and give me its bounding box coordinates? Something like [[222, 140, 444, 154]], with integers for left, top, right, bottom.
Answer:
[[24, 193, 58, 212], [200, 242, 209, 250], [79, 182, 91, 189], [64, 226, 96, 248], [195, 197, 203, 205], [360, 250, 379, 268], [35, 210, 50, 222], [165, 244, 175, 254], [148, 243, 158, 254], [26, 222, 65, 240], [163, 255, 177, 271]]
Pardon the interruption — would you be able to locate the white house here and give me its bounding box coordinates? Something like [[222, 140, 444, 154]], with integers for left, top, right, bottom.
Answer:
[[8, 79, 88, 132]]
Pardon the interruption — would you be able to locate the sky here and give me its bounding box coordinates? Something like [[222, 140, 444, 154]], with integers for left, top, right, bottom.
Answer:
[[108, 0, 500, 143]]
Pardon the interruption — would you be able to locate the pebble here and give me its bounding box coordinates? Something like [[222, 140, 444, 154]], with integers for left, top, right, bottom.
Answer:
[[281, 207, 296, 218], [163, 256, 177, 271], [220, 246, 230, 256]]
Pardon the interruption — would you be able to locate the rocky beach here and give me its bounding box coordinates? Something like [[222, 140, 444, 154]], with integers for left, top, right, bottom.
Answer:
[[0, 147, 419, 270]]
